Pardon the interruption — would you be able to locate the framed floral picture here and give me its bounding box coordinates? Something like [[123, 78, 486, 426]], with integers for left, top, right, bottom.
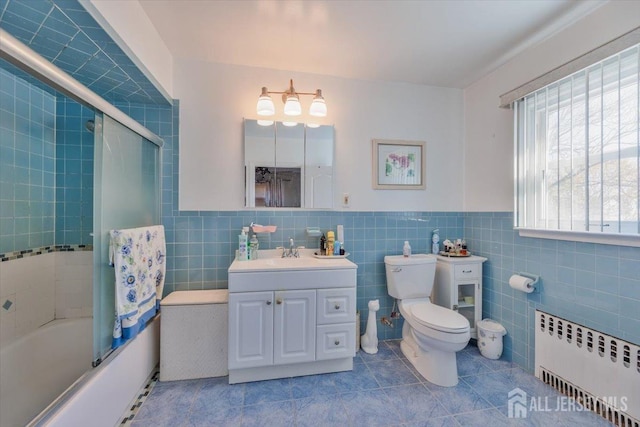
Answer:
[[372, 139, 426, 189]]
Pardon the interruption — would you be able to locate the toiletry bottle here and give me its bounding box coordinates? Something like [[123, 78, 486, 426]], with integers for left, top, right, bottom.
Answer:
[[334, 241, 341, 256], [249, 234, 259, 260], [432, 229, 440, 254], [320, 233, 326, 255], [238, 228, 248, 261], [326, 231, 335, 257], [403, 241, 411, 257]]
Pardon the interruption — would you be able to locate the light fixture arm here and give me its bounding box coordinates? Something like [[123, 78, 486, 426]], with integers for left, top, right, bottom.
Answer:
[[263, 79, 319, 97]]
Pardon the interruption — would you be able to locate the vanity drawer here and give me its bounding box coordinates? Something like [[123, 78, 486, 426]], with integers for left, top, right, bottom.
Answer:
[[454, 264, 481, 279], [316, 288, 356, 325], [316, 323, 355, 360]]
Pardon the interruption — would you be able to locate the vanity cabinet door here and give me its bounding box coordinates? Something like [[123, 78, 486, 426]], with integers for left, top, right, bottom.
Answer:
[[228, 292, 274, 369], [273, 290, 316, 365]]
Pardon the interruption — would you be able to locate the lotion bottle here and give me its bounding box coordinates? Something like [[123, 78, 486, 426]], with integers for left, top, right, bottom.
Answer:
[[403, 241, 411, 257]]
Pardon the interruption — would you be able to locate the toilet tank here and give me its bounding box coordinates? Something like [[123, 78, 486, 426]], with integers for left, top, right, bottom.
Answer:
[[384, 254, 437, 299]]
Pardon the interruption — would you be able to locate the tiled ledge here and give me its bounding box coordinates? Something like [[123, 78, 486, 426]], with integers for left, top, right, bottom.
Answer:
[[0, 244, 93, 262]]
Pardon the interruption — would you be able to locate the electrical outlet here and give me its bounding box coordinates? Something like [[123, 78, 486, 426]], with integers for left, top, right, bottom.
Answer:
[[342, 193, 350, 207]]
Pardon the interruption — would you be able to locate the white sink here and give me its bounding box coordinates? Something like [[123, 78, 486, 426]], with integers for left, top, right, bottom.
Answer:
[[228, 249, 355, 273]]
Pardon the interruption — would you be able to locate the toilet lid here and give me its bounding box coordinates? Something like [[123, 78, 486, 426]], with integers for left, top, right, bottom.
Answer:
[[410, 303, 469, 333]]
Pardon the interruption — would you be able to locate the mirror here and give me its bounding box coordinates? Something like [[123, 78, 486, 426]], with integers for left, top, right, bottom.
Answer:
[[244, 119, 334, 208]]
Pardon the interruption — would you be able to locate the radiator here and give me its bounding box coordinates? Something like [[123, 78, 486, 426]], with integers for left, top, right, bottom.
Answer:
[[535, 310, 639, 426]]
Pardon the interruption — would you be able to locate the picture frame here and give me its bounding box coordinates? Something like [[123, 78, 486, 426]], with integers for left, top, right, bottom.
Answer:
[[372, 139, 426, 190]]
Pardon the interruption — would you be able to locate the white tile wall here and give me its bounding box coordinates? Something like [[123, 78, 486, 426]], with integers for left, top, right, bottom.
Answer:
[[0, 253, 56, 347], [54, 251, 93, 319], [0, 251, 93, 349]]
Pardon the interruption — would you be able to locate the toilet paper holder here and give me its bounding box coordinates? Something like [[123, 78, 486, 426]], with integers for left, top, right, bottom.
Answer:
[[516, 272, 539, 292]]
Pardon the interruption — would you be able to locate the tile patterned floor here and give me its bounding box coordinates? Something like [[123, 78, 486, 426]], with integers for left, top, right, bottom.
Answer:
[[129, 341, 613, 427]]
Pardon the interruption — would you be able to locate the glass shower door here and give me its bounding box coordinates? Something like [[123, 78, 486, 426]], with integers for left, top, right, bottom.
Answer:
[[92, 114, 161, 363]]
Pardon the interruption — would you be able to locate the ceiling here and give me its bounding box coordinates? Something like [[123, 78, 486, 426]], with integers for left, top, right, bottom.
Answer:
[[139, 0, 606, 89], [0, 0, 169, 104]]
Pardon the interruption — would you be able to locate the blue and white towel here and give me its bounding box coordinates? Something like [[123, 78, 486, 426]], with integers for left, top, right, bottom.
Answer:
[[109, 225, 166, 349]]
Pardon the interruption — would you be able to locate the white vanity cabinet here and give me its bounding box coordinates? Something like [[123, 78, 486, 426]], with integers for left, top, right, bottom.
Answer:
[[433, 255, 487, 339], [228, 289, 316, 369], [227, 251, 357, 384]]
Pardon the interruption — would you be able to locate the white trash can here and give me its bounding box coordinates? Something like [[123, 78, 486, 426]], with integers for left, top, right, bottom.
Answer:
[[477, 319, 506, 360]]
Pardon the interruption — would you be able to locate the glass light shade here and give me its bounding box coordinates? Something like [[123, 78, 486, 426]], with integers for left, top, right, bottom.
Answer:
[[256, 87, 275, 116], [307, 123, 320, 128], [283, 95, 302, 116], [282, 121, 298, 127], [309, 90, 327, 117], [257, 120, 274, 126]]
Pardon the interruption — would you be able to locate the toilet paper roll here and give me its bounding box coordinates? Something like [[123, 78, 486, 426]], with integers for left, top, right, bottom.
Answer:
[[509, 274, 535, 293]]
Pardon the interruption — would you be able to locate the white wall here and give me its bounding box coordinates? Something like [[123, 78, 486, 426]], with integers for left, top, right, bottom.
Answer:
[[82, 0, 174, 100], [175, 60, 464, 211], [464, 1, 640, 212]]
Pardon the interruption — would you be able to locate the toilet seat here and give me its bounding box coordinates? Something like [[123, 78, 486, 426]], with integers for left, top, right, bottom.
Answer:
[[408, 302, 469, 333]]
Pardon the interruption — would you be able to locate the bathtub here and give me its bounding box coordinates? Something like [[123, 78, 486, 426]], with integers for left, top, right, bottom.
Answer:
[[0, 318, 93, 427]]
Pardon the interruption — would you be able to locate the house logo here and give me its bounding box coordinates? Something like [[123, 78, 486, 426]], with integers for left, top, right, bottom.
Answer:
[[508, 387, 528, 418]]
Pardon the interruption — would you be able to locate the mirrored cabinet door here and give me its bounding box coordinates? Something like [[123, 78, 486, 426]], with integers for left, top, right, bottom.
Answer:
[[244, 119, 334, 209]]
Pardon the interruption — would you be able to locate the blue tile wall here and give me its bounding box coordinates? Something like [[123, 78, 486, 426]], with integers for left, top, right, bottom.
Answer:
[[166, 210, 463, 340], [464, 212, 640, 372], [0, 67, 56, 253], [54, 98, 94, 246]]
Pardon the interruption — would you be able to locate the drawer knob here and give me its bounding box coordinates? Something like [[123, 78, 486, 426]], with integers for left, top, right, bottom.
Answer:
[[334, 340, 340, 346], [334, 304, 341, 310], [462, 269, 472, 273], [276, 298, 283, 305], [266, 300, 272, 305]]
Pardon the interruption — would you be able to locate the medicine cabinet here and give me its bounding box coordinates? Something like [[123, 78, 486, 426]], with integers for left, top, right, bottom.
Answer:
[[244, 119, 334, 209]]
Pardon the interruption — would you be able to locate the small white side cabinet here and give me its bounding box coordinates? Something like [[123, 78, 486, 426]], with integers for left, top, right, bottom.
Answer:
[[228, 251, 357, 384], [433, 255, 487, 339]]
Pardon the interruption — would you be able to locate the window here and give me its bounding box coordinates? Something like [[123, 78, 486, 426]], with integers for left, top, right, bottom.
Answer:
[[514, 44, 639, 243]]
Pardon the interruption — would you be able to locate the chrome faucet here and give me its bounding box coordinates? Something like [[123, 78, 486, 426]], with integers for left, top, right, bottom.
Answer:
[[282, 238, 300, 258]]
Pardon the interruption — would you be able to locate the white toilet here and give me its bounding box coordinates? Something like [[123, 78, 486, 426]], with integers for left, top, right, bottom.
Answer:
[[385, 254, 470, 387]]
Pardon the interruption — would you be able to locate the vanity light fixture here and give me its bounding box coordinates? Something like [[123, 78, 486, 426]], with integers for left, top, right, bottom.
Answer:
[[256, 79, 327, 120]]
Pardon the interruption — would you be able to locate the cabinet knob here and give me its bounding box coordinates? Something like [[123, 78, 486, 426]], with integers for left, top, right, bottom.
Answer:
[[276, 298, 283, 305], [462, 270, 472, 273], [334, 340, 340, 346], [266, 300, 272, 305], [334, 304, 341, 310]]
